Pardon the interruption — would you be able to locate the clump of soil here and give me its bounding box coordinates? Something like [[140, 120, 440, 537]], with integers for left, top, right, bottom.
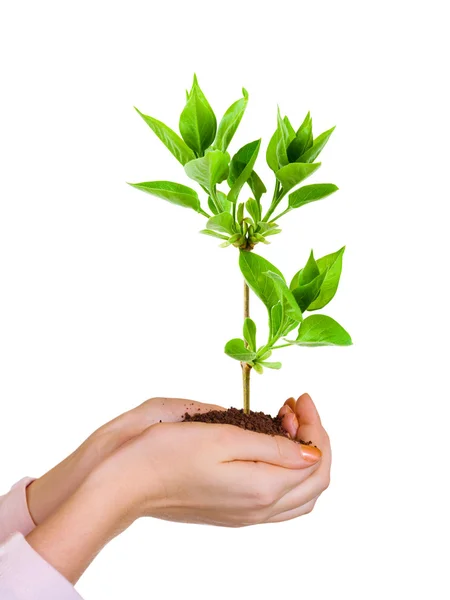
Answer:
[[183, 407, 313, 445]]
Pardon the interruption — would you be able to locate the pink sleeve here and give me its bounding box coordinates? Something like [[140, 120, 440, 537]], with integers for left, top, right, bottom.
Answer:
[[0, 480, 83, 599], [0, 478, 36, 543], [0, 533, 83, 599]]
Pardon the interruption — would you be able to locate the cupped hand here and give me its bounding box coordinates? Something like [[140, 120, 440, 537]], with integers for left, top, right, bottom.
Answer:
[[25, 395, 330, 584], [91, 413, 324, 528]]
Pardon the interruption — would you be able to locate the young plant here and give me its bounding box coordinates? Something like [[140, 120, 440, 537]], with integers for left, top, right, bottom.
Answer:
[[130, 75, 352, 414]]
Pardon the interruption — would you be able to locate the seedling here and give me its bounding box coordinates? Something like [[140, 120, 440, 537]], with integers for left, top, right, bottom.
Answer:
[[130, 75, 352, 414]]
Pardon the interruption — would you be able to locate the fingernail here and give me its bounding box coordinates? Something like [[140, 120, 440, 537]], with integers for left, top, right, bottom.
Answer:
[[279, 405, 293, 417], [285, 397, 296, 411], [300, 444, 322, 463]]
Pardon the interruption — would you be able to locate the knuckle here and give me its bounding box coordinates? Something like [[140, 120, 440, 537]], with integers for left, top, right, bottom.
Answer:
[[252, 484, 277, 509], [147, 420, 171, 442], [303, 502, 316, 516], [321, 472, 331, 492]]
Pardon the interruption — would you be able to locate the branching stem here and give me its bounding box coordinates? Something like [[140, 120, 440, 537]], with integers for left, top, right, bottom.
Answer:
[[269, 207, 291, 223]]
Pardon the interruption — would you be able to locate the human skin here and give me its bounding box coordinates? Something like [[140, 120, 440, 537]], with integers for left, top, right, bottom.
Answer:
[[26, 394, 330, 585], [26, 397, 224, 524]]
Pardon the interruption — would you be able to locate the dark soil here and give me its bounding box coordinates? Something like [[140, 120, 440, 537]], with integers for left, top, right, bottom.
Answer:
[[183, 407, 313, 445]]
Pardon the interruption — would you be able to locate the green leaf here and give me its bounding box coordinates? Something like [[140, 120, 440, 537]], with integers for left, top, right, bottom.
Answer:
[[199, 229, 229, 240], [257, 221, 279, 235], [184, 150, 229, 191], [270, 302, 283, 337], [224, 338, 257, 361], [283, 115, 296, 139], [259, 361, 282, 369], [209, 191, 232, 215], [248, 171, 267, 201], [264, 228, 281, 236], [220, 232, 244, 248], [243, 317, 257, 352], [134, 108, 196, 166], [292, 315, 352, 346], [179, 74, 217, 155], [253, 362, 264, 374], [128, 181, 200, 212], [293, 250, 320, 287], [213, 88, 248, 152], [246, 199, 261, 224], [289, 183, 338, 210], [276, 108, 294, 168], [265, 271, 303, 322], [308, 246, 345, 310], [239, 251, 283, 312], [287, 112, 313, 162], [228, 140, 261, 203], [206, 212, 236, 235], [276, 162, 321, 194], [266, 129, 279, 172], [291, 270, 327, 312], [298, 126, 335, 163]]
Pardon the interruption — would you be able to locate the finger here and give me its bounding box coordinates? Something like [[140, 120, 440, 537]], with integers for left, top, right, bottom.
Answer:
[[284, 397, 297, 411], [223, 459, 322, 508], [295, 394, 324, 444], [223, 425, 322, 469], [295, 393, 321, 428], [267, 462, 330, 516], [280, 411, 299, 440], [278, 404, 292, 418], [268, 426, 331, 514], [265, 496, 320, 524], [267, 420, 331, 513]]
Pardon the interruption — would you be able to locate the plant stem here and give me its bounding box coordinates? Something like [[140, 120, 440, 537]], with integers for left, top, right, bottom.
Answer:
[[242, 280, 251, 414], [269, 207, 291, 223], [210, 186, 222, 214], [262, 181, 282, 222]]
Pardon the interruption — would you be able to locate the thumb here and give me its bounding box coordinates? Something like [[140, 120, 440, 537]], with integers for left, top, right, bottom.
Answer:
[[224, 426, 322, 469]]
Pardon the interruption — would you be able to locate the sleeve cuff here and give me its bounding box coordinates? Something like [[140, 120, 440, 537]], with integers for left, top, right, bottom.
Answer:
[[0, 478, 36, 543], [0, 533, 82, 600]]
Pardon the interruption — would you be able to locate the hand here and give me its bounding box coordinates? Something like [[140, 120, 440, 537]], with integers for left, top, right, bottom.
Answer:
[[26, 397, 222, 525], [275, 392, 332, 521], [27, 415, 323, 583], [93, 418, 324, 527]]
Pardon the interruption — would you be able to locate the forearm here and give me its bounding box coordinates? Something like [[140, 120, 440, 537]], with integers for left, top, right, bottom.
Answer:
[[26, 468, 135, 585]]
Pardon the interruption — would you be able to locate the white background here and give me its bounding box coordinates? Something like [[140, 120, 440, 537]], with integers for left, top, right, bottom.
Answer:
[[1, 1, 449, 598]]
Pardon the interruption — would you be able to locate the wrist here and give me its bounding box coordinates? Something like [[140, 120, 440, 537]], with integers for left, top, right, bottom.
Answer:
[[27, 469, 133, 584], [26, 400, 160, 526], [26, 440, 97, 525]]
